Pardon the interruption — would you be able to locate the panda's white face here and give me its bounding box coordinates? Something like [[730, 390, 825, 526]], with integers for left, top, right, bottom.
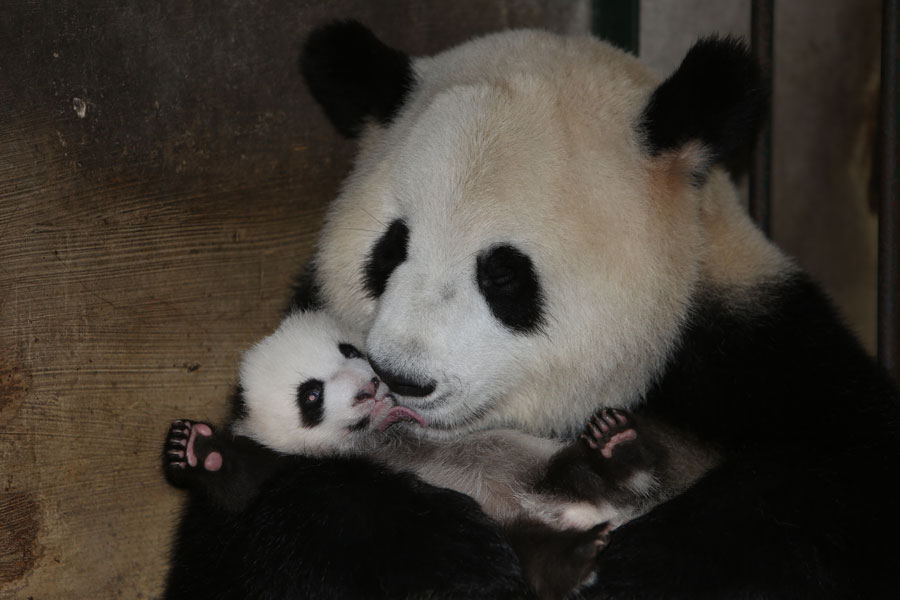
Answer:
[[308, 27, 783, 438], [314, 34, 700, 438], [232, 311, 420, 454]]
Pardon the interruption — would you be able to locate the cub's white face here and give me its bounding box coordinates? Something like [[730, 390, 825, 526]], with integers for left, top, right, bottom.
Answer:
[[232, 311, 394, 454]]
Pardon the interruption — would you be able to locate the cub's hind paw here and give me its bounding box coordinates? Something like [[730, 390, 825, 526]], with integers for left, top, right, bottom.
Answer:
[[573, 522, 612, 564], [581, 409, 637, 459], [163, 420, 223, 488]]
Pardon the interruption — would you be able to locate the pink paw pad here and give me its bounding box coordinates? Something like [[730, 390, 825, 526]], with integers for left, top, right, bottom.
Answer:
[[204, 450, 223, 472], [600, 428, 637, 458], [165, 420, 223, 474], [186, 423, 213, 468]]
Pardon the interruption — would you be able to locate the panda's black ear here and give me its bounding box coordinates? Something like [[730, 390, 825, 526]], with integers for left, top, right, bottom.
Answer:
[[301, 21, 415, 139], [640, 36, 766, 178]]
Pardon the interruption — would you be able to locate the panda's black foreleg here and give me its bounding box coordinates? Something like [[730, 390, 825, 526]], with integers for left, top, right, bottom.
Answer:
[[163, 419, 285, 512]]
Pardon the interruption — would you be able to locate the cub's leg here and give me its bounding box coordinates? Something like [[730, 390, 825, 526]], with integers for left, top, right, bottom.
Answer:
[[163, 419, 284, 512], [539, 409, 662, 509], [164, 420, 223, 485], [580, 409, 652, 481], [504, 519, 611, 600]]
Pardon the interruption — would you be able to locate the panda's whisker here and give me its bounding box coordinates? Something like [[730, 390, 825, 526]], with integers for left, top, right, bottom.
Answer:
[[337, 227, 384, 235], [359, 207, 386, 228]]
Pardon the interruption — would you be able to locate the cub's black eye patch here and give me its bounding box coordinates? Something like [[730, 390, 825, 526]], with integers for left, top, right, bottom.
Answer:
[[476, 244, 545, 334], [363, 219, 408, 298], [339, 343, 363, 359], [296, 378, 325, 427]]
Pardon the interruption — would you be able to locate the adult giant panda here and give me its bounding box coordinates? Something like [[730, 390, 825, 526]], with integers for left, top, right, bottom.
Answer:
[[168, 21, 900, 599]]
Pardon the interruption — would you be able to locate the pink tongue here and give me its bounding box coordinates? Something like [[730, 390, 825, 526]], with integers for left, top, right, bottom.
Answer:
[[379, 406, 427, 431]]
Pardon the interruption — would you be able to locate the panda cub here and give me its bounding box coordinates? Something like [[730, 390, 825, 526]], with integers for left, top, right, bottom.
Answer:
[[164, 310, 717, 598]]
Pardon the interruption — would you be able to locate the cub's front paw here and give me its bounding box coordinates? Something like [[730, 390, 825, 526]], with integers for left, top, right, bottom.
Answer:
[[163, 419, 223, 489]]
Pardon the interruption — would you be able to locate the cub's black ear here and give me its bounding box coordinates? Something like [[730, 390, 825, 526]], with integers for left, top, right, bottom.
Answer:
[[301, 21, 414, 138], [640, 36, 766, 178]]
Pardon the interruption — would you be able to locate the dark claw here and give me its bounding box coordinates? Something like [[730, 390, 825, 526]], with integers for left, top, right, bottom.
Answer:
[[582, 409, 637, 457]]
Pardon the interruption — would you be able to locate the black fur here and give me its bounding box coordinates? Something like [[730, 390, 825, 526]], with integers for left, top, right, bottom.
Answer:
[[168, 273, 900, 598], [165, 432, 531, 600], [539, 409, 665, 510], [640, 36, 766, 176], [164, 420, 287, 513], [363, 218, 409, 298], [583, 274, 900, 599], [174, 27, 900, 599], [504, 521, 609, 600], [369, 356, 436, 397], [301, 21, 415, 139], [163, 407, 660, 599], [226, 384, 248, 427], [338, 342, 362, 359], [288, 261, 323, 314], [348, 415, 370, 432], [476, 244, 545, 334], [296, 378, 325, 427]]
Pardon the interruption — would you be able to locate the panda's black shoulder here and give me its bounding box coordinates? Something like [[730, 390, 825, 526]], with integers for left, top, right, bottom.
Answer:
[[645, 272, 900, 450], [165, 454, 529, 600]]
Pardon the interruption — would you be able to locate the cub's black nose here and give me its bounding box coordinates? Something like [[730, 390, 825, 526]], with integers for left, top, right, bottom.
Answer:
[[369, 359, 436, 397]]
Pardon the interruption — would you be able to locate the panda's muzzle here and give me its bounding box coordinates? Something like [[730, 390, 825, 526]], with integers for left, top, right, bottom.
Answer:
[[369, 359, 436, 398], [353, 377, 381, 404]]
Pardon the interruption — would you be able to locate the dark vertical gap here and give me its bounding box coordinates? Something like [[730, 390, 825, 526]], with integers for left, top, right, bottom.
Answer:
[[879, 0, 900, 384], [749, 0, 774, 237], [591, 0, 640, 55]]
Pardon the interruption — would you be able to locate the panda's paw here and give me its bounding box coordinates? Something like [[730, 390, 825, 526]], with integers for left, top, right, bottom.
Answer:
[[163, 419, 223, 488], [581, 409, 637, 459], [552, 523, 611, 597], [575, 522, 612, 564]]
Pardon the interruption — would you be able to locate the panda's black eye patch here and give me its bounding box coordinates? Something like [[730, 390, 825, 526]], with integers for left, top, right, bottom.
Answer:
[[363, 219, 409, 298], [296, 378, 324, 427], [476, 244, 545, 334], [339, 343, 363, 359]]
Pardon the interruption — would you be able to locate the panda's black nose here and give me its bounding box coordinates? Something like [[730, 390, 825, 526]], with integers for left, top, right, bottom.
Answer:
[[369, 359, 436, 397]]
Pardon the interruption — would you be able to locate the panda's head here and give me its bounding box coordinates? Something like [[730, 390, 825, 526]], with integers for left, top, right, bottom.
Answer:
[[302, 22, 784, 438], [232, 310, 424, 454]]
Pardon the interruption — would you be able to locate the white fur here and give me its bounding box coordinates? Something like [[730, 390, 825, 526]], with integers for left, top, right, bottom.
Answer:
[[313, 30, 792, 439], [232, 313, 711, 539], [232, 311, 386, 454]]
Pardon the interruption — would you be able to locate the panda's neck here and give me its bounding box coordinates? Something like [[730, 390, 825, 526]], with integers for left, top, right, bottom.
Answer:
[[642, 272, 899, 452], [696, 170, 790, 291]]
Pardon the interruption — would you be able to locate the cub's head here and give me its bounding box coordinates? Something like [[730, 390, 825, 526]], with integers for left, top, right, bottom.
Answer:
[[301, 22, 783, 438], [232, 310, 423, 454]]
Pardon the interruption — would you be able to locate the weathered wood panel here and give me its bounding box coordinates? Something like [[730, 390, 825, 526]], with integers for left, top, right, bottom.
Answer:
[[0, 2, 589, 598]]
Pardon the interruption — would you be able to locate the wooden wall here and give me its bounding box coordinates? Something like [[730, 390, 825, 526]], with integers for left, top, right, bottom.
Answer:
[[0, 2, 588, 597]]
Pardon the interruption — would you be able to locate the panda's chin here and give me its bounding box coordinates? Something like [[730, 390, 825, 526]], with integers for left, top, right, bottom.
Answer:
[[394, 392, 496, 438]]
